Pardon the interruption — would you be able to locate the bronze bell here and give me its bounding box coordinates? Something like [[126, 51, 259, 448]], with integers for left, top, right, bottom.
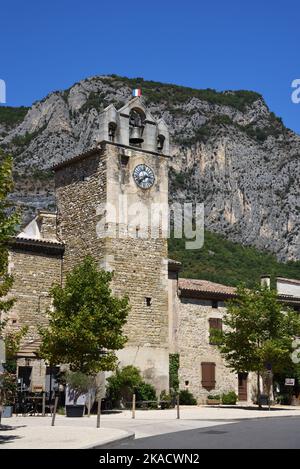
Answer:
[[129, 126, 144, 145]]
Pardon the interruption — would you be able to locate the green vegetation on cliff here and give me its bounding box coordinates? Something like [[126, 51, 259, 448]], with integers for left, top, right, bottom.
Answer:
[[0, 106, 29, 128], [169, 231, 300, 288], [106, 75, 262, 112]]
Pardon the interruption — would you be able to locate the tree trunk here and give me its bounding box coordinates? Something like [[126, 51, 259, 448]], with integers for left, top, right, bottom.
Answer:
[[257, 371, 262, 408]]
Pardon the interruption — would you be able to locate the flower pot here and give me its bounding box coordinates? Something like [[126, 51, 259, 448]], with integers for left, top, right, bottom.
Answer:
[[65, 404, 85, 417], [2, 405, 13, 418], [206, 399, 220, 406]]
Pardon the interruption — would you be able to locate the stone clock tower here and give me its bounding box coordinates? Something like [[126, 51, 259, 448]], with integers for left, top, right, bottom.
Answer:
[[54, 97, 170, 392]]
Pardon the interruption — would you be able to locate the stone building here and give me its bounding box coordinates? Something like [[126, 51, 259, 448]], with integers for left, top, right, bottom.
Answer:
[[6, 97, 300, 403]]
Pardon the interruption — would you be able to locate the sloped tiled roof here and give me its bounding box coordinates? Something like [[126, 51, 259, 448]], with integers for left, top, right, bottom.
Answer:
[[179, 278, 237, 298], [10, 237, 64, 254], [15, 237, 63, 246], [17, 338, 42, 357]]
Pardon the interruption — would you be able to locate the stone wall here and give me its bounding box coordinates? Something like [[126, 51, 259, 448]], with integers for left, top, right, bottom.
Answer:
[[55, 142, 170, 394], [37, 212, 58, 241], [55, 146, 107, 275], [8, 248, 62, 340], [105, 143, 169, 393], [176, 297, 238, 404]]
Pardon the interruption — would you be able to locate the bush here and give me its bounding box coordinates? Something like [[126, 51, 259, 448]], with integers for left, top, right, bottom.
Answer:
[[207, 394, 221, 401], [179, 389, 197, 405], [106, 365, 157, 408], [160, 390, 174, 409], [136, 382, 157, 408], [0, 371, 17, 405], [106, 366, 142, 407], [222, 391, 238, 405]]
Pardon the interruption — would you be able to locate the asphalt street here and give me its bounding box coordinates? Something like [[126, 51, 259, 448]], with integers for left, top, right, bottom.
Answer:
[[111, 416, 300, 449]]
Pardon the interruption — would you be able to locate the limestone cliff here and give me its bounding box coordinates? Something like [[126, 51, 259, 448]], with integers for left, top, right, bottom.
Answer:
[[0, 75, 299, 261]]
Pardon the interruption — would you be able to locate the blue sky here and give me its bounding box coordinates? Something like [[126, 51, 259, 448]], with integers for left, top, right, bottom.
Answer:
[[1, 0, 300, 133]]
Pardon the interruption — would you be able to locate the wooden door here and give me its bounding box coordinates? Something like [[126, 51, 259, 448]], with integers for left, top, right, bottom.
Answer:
[[238, 373, 248, 401]]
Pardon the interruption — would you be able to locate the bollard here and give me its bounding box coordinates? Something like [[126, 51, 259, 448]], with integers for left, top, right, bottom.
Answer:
[[132, 394, 136, 419], [176, 394, 180, 419], [42, 392, 46, 417], [51, 396, 59, 426], [87, 392, 91, 417], [96, 399, 101, 428]]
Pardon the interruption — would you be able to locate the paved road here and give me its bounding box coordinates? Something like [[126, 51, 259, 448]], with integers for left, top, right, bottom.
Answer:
[[111, 417, 300, 449]]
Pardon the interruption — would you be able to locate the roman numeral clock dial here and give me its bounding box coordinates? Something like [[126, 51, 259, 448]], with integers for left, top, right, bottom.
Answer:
[[133, 164, 155, 189]]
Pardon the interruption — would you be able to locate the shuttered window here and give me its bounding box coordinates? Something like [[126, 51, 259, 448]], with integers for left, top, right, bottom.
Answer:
[[201, 362, 216, 390], [209, 318, 222, 345]]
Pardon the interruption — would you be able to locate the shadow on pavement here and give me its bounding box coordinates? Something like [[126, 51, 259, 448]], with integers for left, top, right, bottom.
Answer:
[[203, 405, 297, 411], [0, 424, 25, 445]]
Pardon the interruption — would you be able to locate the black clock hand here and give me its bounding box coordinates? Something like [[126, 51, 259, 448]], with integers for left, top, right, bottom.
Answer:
[[139, 173, 147, 182]]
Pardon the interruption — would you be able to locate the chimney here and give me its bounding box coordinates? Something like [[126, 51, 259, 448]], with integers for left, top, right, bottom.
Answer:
[[261, 275, 271, 289]]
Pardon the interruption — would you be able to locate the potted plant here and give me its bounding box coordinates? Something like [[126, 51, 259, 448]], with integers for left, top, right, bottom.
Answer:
[[0, 327, 28, 418], [65, 371, 95, 417], [206, 394, 221, 405], [0, 371, 17, 417]]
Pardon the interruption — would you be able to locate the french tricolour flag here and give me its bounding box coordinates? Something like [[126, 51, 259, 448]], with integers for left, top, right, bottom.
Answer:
[[132, 88, 142, 97]]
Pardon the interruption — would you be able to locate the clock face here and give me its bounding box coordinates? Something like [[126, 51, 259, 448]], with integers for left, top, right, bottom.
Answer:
[[133, 164, 155, 189]]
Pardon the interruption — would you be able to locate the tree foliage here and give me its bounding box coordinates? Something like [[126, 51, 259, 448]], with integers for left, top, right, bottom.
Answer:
[[169, 230, 300, 289], [215, 285, 300, 403], [3, 326, 28, 372], [169, 353, 179, 392], [0, 327, 28, 405], [65, 371, 96, 405], [0, 152, 23, 406], [0, 150, 19, 321], [39, 256, 130, 375]]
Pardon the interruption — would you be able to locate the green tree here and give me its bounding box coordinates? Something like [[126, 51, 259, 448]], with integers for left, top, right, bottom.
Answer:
[[39, 256, 130, 375], [0, 327, 28, 406], [0, 150, 19, 324], [3, 326, 28, 372], [0, 151, 21, 409], [215, 285, 300, 407]]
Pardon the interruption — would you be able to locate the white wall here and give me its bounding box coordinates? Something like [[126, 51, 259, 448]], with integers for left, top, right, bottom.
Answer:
[[277, 278, 300, 297]]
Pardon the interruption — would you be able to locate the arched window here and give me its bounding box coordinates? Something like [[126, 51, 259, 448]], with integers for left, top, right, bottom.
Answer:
[[129, 108, 145, 147], [108, 122, 117, 142], [129, 108, 145, 128], [157, 134, 165, 151]]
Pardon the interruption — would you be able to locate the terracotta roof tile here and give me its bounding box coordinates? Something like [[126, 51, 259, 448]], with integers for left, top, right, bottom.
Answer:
[[17, 339, 41, 357], [179, 278, 236, 296], [15, 237, 64, 246]]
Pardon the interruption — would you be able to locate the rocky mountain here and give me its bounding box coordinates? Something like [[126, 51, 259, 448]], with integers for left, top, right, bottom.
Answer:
[[0, 75, 299, 262]]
